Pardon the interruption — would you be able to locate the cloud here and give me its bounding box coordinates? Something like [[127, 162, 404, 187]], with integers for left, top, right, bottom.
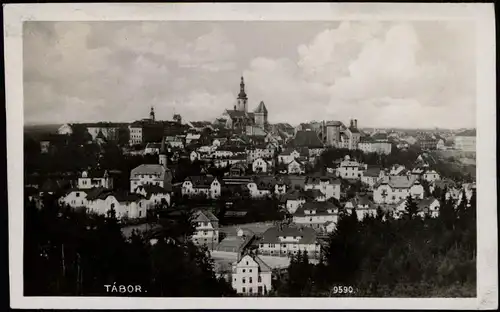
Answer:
[[23, 21, 476, 128]]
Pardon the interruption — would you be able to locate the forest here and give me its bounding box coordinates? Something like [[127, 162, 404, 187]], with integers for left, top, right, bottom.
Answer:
[[271, 188, 477, 297]]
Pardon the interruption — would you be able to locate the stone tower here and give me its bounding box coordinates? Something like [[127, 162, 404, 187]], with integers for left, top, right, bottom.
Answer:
[[254, 101, 268, 129], [236, 76, 248, 112], [159, 137, 167, 168]]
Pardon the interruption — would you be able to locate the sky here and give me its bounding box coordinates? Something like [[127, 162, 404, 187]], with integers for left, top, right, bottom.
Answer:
[[23, 21, 476, 129]]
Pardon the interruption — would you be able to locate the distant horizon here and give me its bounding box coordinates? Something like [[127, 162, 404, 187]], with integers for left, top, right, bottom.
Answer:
[[23, 120, 476, 132]]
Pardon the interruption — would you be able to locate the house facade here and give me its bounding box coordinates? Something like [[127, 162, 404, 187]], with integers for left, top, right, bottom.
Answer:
[[336, 155, 366, 180], [192, 210, 220, 249], [304, 175, 341, 200], [181, 176, 222, 199], [258, 226, 321, 259], [292, 201, 339, 232], [373, 176, 424, 204], [78, 170, 113, 189], [231, 254, 272, 296]]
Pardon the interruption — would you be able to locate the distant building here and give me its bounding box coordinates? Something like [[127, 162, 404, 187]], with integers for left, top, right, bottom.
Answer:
[[231, 254, 272, 296], [130, 141, 172, 193], [77, 170, 113, 189], [221, 77, 269, 132], [304, 175, 341, 200], [373, 175, 424, 204], [57, 123, 73, 135], [252, 157, 272, 174], [181, 176, 222, 199], [292, 201, 340, 232], [361, 167, 385, 190], [358, 132, 392, 155], [454, 129, 476, 152], [287, 158, 306, 175], [344, 195, 377, 221], [83, 189, 150, 219], [144, 142, 161, 155], [192, 210, 219, 249], [335, 155, 366, 180], [258, 226, 321, 258]]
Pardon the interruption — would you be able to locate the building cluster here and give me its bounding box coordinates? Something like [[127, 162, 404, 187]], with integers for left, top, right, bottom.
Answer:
[[28, 75, 477, 297]]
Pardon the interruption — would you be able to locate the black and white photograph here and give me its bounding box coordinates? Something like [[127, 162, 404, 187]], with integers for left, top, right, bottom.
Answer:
[[5, 3, 497, 310]]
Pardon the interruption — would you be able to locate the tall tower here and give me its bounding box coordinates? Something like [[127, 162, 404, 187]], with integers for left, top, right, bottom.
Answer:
[[159, 137, 167, 168], [254, 101, 268, 130], [236, 76, 248, 112], [150, 106, 155, 122]]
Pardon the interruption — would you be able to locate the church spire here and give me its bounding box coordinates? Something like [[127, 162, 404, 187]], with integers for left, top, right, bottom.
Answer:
[[238, 76, 247, 100], [150, 106, 155, 122]]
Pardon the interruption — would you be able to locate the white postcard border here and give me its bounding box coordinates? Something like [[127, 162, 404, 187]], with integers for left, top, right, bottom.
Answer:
[[4, 3, 497, 310]]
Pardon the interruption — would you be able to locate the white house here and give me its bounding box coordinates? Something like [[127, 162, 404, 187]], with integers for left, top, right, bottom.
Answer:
[[304, 175, 341, 200], [258, 226, 321, 259], [335, 155, 366, 180], [361, 167, 385, 190], [288, 158, 305, 175], [281, 189, 307, 214], [57, 123, 73, 135], [130, 164, 173, 194], [144, 143, 161, 155], [393, 197, 440, 219], [389, 165, 406, 176], [252, 157, 272, 173], [190, 150, 201, 162], [373, 175, 424, 204], [133, 184, 171, 209], [231, 254, 272, 296], [192, 210, 219, 249], [278, 148, 301, 165], [185, 133, 201, 144], [344, 195, 377, 221], [78, 170, 113, 189], [181, 176, 222, 199], [86, 191, 149, 220], [423, 170, 441, 183], [247, 146, 275, 162], [292, 201, 340, 232], [59, 188, 107, 209]]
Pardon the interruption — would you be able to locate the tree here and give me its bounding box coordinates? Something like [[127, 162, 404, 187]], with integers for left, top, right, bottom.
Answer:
[[403, 195, 419, 221]]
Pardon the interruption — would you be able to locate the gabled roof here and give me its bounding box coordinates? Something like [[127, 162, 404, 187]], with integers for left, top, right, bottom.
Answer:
[[254, 101, 268, 114], [260, 226, 318, 244], [184, 175, 218, 188], [193, 209, 218, 223], [130, 164, 168, 179], [135, 184, 170, 197], [374, 175, 419, 189], [253, 255, 272, 272], [348, 195, 376, 210], [295, 201, 339, 216]]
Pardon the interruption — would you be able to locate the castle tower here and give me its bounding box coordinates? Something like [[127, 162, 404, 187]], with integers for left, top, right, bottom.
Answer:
[[159, 137, 167, 168], [236, 76, 248, 112], [150, 106, 155, 122], [254, 101, 268, 130]]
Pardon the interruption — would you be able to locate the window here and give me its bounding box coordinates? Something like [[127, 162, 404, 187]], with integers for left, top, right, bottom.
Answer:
[[139, 211, 142, 217], [242, 287, 246, 293], [249, 277, 253, 283], [249, 269, 252, 273], [249, 287, 253, 294], [258, 276, 262, 283], [242, 269, 246, 273], [242, 278, 246, 284], [246, 261, 249, 265], [76, 192, 80, 197], [258, 286, 263, 294]]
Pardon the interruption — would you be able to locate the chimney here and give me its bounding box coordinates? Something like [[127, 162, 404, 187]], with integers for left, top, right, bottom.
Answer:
[[354, 119, 358, 128]]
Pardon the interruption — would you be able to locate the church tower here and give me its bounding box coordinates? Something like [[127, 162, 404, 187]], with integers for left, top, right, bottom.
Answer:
[[150, 106, 155, 122], [254, 101, 268, 130], [159, 137, 167, 168], [236, 76, 248, 112]]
